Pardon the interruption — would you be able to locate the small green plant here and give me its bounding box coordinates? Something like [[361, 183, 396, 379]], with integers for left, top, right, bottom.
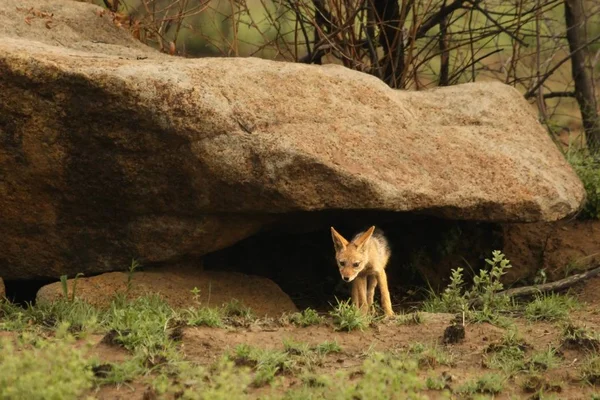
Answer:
[[423, 251, 513, 325], [90, 357, 148, 385], [483, 329, 530, 375], [231, 344, 294, 386], [59, 272, 84, 302], [283, 338, 312, 357], [426, 372, 452, 391], [520, 373, 563, 394], [527, 347, 560, 372], [300, 372, 331, 388], [28, 298, 102, 334], [185, 306, 223, 328], [458, 373, 505, 395], [282, 339, 341, 372], [468, 251, 512, 314], [423, 267, 468, 313], [349, 352, 426, 399], [105, 294, 179, 359], [223, 299, 255, 321], [287, 308, 323, 326], [525, 293, 579, 322], [580, 354, 600, 385], [314, 340, 341, 355], [561, 323, 600, 351], [184, 287, 224, 327], [126, 259, 141, 295], [534, 268, 548, 285], [151, 357, 252, 399], [396, 312, 424, 325], [0, 335, 93, 399], [277, 352, 426, 399], [406, 343, 455, 369], [60, 274, 68, 298], [329, 298, 370, 331], [0, 300, 32, 331]]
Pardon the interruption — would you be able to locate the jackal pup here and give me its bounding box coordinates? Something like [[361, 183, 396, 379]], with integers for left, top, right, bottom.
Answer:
[[330, 226, 394, 316]]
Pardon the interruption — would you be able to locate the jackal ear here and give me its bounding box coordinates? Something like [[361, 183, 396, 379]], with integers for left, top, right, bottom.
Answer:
[[330, 227, 349, 251], [353, 226, 375, 249]]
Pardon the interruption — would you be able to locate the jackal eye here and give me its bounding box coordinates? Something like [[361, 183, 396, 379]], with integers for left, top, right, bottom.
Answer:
[[339, 260, 346, 267], [353, 262, 361, 268]]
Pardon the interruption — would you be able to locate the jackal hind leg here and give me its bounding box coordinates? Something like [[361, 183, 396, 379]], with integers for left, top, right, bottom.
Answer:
[[377, 271, 394, 317]]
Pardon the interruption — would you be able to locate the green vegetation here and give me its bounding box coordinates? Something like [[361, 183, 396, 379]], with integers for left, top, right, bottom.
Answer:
[[230, 339, 342, 387], [396, 311, 424, 325], [185, 306, 224, 327], [406, 342, 455, 369], [286, 308, 323, 327], [232, 344, 295, 386], [29, 298, 103, 335], [0, 335, 93, 400], [426, 373, 452, 391], [483, 330, 531, 375], [561, 323, 600, 351], [567, 150, 600, 220], [329, 298, 371, 331], [525, 293, 580, 322], [105, 294, 179, 355], [423, 251, 513, 325], [458, 373, 505, 395], [223, 299, 255, 320], [580, 355, 600, 385], [483, 330, 560, 377], [1, 251, 598, 399]]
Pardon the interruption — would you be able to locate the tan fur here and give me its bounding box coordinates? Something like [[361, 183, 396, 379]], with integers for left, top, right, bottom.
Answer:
[[330, 226, 393, 316]]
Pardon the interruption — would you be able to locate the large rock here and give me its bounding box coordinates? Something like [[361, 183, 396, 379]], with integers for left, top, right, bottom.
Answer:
[[0, 0, 585, 279], [36, 265, 298, 317]]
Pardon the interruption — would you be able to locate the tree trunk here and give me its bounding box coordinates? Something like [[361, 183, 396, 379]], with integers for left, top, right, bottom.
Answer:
[[373, 0, 404, 88], [564, 0, 600, 153], [438, 0, 449, 86]]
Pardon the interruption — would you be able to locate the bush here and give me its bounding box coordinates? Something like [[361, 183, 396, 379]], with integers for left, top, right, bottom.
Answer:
[[567, 151, 600, 220], [0, 336, 93, 400]]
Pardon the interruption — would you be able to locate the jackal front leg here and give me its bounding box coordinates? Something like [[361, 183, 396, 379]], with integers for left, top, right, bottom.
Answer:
[[352, 276, 369, 313], [377, 271, 394, 317], [351, 279, 360, 309], [366, 275, 378, 312]]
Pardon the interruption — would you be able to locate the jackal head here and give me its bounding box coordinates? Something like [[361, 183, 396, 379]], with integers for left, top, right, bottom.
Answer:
[[330, 226, 375, 282]]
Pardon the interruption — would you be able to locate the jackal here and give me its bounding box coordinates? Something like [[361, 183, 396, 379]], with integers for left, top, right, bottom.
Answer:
[[330, 226, 393, 316]]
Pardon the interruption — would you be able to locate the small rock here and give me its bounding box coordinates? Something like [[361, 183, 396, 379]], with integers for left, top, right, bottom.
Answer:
[[36, 265, 298, 318]]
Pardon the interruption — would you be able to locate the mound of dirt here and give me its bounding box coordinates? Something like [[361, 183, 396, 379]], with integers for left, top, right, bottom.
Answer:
[[35, 265, 298, 317], [502, 219, 600, 283]]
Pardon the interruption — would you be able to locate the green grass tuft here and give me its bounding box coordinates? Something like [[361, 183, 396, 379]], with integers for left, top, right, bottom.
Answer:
[[329, 298, 370, 331], [525, 293, 579, 322], [287, 308, 323, 327], [458, 373, 505, 395]]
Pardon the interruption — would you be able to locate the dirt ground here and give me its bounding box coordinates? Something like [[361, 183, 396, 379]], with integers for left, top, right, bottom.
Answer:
[[76, 274, 600, 400]]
